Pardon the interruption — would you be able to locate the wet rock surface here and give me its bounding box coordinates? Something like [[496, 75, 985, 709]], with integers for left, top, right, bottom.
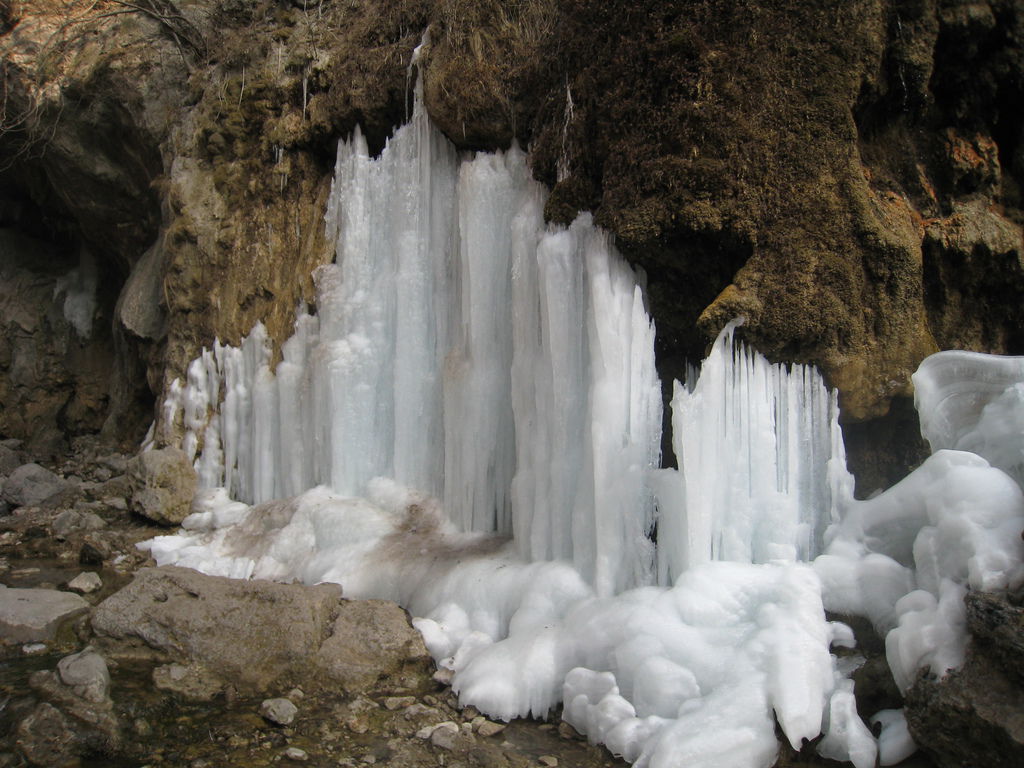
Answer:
[[0, 586, 88, 644], [905, 589, 1024, 768], [0, 442, 630, 767], [125, 447, 197, 525]]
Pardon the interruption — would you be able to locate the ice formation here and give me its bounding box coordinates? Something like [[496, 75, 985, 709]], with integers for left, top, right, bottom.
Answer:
[[653, 320, 850, 585], [150, 68, 1024, 768], [162, 77, 661, 598], [914, 350, 1024, 487]]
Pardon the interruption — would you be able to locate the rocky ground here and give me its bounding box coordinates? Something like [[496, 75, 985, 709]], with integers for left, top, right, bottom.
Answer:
[[0, 437, 631, 768], [0, 437, 1017, 768]]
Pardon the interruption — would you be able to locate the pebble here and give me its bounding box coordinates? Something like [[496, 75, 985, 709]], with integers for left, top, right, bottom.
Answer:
[[539, 757, 558, 767], [430, 722, 461, 750], [21, 643, 47, 655], [558, 721, 579, 740], [432, 667, 454, 685], [404, 703, 440, 719], [283, 747, 308, 762], [384, 695, 416, 710], [345, 715, 369, 734], [260, 697, 298, 726], [476, 720, 506, 738]]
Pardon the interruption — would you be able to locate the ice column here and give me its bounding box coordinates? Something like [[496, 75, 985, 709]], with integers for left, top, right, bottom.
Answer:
[[656, 320, 850, 583]]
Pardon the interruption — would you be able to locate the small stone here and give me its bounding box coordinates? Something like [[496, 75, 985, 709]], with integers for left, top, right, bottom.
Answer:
[[345, 716, 369, 734], [260, 697, 298, 726], [21, 643, 47, 655], [538, 723, 555, 731], [461, 705, 480, 720], [432, 667, 454, 685], [283, 747, 308, 762], [539, 757, 558, 767], [423, 695, 439, 706], [416, 725, 437, 739], [430, 721, 461, 750], [57, 647, 110, 703], [288, 687, 305, 701], [67, 571, 103, 594], [558, 722, 579, 740], [404, 703, 440, 719], [360, 756, 376, 765], [476, 720, 506, 738], [79, 538, 111, 566]]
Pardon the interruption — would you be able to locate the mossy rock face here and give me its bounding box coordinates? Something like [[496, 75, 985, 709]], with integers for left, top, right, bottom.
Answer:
[[2, 0, 1023, 459]]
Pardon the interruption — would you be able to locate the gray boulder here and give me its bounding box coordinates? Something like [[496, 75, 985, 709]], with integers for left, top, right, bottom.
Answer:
[[125, 447, 196, 525], [0, 443, 21, 475], [57, 646, 110, 703], [19, 648, 121, 766], [92, 566, 432, 695], [0, 585, 89, 643], [2, 463, 66, 508]]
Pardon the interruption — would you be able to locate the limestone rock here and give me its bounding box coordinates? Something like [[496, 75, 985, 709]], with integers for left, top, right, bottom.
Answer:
[[92, 566, 431, 696], [315, 598, 433, 694], [54, 511, 106, 539], [57, 647, 110, 704], [92, 566, 339, 692], [126, 448, 197, 525], [152, 663, 224, 702], [1, 464, 66, 508], [260, 697, 298, 726], [14, 701, 77, 767], [429, 721, 462, 750], [905, 590, 1024, 768], [0, 443, 21, 475], [477, 720, 506, 738], [905, 649, 1024, 768], [0, 585, 88, 643]]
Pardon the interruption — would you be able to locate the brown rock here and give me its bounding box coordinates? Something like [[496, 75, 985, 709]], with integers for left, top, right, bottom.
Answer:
[[126, 448, 197, 525]]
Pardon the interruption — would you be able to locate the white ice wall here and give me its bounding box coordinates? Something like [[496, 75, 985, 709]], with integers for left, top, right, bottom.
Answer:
[[163, 81, 662, 597]]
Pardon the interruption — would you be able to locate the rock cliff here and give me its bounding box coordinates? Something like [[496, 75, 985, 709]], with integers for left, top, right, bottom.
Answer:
[[1, 0, 1021, 479]]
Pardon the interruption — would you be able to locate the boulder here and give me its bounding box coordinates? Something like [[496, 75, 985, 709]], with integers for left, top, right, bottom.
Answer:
[[125, 447, 196, 525], [0, 443, 21, 475], [315, 598, 434, 694], [1, 463, 66, 508], [0, 585, 89, 643], [57, 647, 110, 704], [905, 590, 1024, 768], [92, 566, 432, 695], [20, 649, 121, 765]]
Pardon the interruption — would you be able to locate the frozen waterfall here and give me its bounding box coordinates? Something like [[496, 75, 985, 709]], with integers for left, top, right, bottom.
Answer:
[[150, 72, 1024, 768], [163, 81, 662, 598]]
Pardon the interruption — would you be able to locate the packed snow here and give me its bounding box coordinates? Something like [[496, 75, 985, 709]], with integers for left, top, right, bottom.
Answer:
[[149, 72, 1024, 768]]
